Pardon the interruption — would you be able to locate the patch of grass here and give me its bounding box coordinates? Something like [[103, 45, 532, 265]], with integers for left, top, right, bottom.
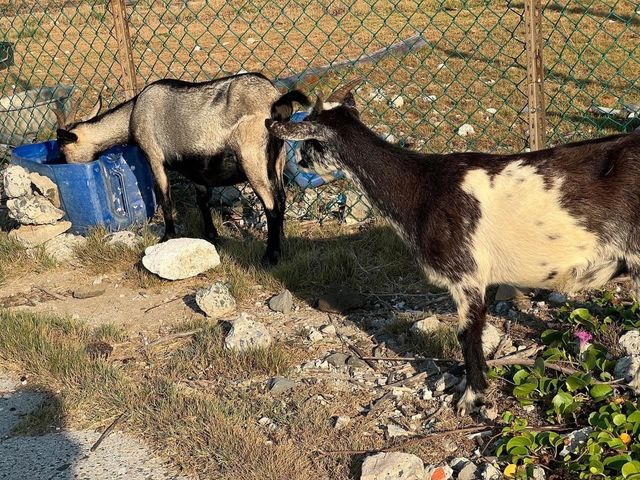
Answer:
[[384, 316, 461, 359], [0, 309, 353, 478], [72, 226, 142, 273], [0, 232, 55, 285]]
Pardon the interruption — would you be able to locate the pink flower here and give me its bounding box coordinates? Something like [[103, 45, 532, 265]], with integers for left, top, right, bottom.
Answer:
[[575, 329, 593, 352]]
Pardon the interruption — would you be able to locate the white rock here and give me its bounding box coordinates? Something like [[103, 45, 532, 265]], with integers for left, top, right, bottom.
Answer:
[[486, 108, 497, 115], [411, 315, 440, 335], [29, 172, 60, 208], [559, 427, 593, 456], [619, 330, 640, 356], [390, 95, 404, 109], [43, 233, 86, 262], [224, 313, 272, 351], [106, 231, 142, 249], [319, 324, 336, 336], [7, 196, 65, 225], [8, 221, 71, 246], [614, 355, 640, 393], [482, 323, 502, 356], [457, 124, 475, 137], [142, 238, 220, 280], [385, 424, 410, 438], [195, 282, 236, 318], [2, 165, 31, 198], [307, 328, 323, 343], [531, 466, 546, 480], [268, 290, 293, 313], [334, 416, 350, 430], [458, 463, 478, 480], [482, 463, 501, 480], [421, 388, 433, 400], [361, 452, 424, 480]]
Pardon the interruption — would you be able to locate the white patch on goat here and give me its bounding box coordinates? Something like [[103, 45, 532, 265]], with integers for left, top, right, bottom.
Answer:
[[461, 161, 615, 291], [322, 101, 342, 110]]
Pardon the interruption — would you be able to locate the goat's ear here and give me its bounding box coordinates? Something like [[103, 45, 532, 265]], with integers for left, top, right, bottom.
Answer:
[[56, 128, 78, 144], [266, 119, 331, 141], [342, 91, 357, 110]]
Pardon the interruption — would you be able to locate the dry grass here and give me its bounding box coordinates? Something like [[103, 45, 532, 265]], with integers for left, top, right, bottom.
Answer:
[[0, 309, 383, 479], [0, 232, 56, 286]]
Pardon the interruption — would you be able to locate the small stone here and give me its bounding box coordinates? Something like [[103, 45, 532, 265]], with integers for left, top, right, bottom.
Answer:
[[2, 165, 31, 198], [435, 373, 459, 392], [29, 172, 61, 208], [142, 238, 220, 280], [495, 284, 520, 301], [547, 291, 568, 307], [268, 377, 295, 394], [319, 324, 336, 336], [457, 124, 475, 137], [8, 221, 71, 246], [559, 427, 593, 456], [486, 108, 497, 115], [619, 330, 640, 356], [307, 328, 323, 342], [106, 231, 142, 249], [333, 416, 350, 430], [72, 286, 106, 299], [224, 313, 272, 351], [482, 463, 501, 480], [346, 356, 368, 369], [361, 452, 424, 480], [450, 458, 470, 471], [195, 282, 236, 318], [326, 352, 350, 368], [44, 233, 86, 262], [421, 388, 433, 400], [531, 466, 546, 480], [458, 463, 478, 480], [7, 196, 65, 225], [258, 417, 272, 426], [268, 289, 293, 313], [410, 315, 440, 335], [614, 355, 640, 393], [385, 423, 409, 438], [494, 301, 510, 316], [480, 404, 498, 421], [482, 323, 502, 357], [317, 289, 365, 313], [389, 95, 404, 109]]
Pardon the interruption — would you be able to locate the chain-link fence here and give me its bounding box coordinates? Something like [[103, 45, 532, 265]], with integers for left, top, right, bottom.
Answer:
[[1, 0, 638, 223]]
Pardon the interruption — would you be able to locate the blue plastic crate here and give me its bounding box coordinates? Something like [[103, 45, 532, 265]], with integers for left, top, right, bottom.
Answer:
[[11, 141, 156, 234]]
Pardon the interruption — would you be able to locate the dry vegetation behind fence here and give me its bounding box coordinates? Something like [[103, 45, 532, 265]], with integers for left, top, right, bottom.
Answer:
[[1, 0, 638, 217]]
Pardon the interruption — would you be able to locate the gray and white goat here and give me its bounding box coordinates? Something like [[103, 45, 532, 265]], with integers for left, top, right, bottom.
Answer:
[[56, 73, 309, 265], [267, 81, 640, 415]]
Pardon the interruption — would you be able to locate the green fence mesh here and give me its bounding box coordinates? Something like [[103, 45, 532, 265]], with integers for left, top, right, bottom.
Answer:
[[1, 0, 638, 224]]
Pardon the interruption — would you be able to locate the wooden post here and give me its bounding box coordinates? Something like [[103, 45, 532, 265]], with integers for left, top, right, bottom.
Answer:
[[109, 0, 137, 99], [524, 0, 546, 150]]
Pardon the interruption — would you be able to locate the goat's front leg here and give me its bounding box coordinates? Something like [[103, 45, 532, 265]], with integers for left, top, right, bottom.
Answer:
[[195, 184, 219, 244], [142, 146, 176, 242], [452, 285, 489, 416]]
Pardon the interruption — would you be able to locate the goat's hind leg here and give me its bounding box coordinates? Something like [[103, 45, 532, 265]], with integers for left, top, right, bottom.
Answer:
[[139, 142, 176, 242], [195, 184, 219, 244], [453, 285, 489, 416]]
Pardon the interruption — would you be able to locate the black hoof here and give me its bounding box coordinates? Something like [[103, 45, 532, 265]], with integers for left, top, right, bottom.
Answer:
[[261, 251, 280, 267]]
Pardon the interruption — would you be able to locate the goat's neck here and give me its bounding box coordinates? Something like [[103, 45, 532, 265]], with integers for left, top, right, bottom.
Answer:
[[75, 100, 133, 150], [335, 127, 426, 228]]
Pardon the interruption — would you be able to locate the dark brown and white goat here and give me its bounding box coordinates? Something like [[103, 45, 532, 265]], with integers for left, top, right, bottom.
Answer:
[[267, 81, 640, 415], [56, 73, 309, 265]]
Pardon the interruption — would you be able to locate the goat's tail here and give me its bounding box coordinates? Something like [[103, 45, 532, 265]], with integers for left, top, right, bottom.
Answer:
[[271, 90, 310, 121]]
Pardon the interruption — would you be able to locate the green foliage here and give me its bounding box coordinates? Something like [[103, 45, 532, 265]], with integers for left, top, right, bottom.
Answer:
[[496, 299, 640, 479]]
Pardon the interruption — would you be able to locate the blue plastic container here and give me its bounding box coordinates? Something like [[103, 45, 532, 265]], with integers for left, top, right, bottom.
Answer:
[[11, 141, 156, 234]]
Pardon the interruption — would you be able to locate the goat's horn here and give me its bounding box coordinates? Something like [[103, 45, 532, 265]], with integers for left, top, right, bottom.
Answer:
[[52, 106, 66, 129], [327, 77, 364, 102], [314, 94, 324, 113]]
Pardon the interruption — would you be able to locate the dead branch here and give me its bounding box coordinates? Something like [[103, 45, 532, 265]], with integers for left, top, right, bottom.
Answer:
[[146, 328, 203, 347], [90, 413, 126, 452]]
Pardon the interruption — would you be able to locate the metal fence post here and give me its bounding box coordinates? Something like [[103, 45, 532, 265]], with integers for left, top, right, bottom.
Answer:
[[109, 0, 138, 100], [524, 0, 546, 150]]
